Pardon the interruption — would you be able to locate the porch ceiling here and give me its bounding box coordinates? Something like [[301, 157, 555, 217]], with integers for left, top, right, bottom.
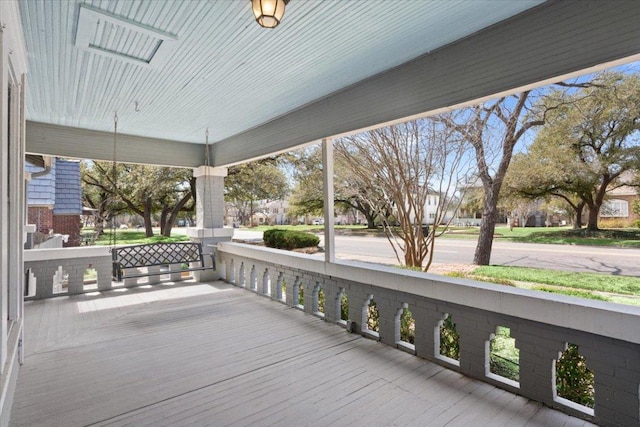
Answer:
[[20, 0, 640, 167]]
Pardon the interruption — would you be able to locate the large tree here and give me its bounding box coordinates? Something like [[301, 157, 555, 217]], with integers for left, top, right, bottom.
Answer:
[[441, 86, 575, 265], [336, 118, 473, 271], [504, 72, 640, 230], [289, 146, 379, 228], [81, 161, 125, 239], [82, 162, 194, 237], [504, 150, 589, 228], [225, 160, 288, 226]]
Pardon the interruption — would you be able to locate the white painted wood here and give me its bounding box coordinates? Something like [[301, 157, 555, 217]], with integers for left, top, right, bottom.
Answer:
[[19, 1, 542, 146], [322, 138, 335, 263], [75, 3, 178, 68], [0, 3, 28, 421], [25, 121, 203, 167], [20, 2, 640, 169], [210, 1, 640, 166], [12, 282, 593, 426]]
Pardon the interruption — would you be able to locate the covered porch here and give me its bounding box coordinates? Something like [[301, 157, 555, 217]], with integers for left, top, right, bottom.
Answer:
[[12, 280, 592, 426], [2, 0, 640, 426]]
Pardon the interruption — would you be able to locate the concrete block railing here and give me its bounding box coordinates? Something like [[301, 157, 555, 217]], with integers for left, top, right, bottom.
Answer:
[[217, 242, 640, 427], [24, 247, 113, 299], [23, 246, 194, 299]]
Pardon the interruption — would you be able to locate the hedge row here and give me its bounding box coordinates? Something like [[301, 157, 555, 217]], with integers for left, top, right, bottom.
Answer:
[[263, 229, 320, 250]]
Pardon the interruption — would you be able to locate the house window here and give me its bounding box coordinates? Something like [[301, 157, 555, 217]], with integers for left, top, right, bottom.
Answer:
[[601, 199, 629, 217]]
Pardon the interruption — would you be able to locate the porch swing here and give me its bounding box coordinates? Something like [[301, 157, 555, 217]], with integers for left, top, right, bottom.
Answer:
[[110, 115, 215, 283]]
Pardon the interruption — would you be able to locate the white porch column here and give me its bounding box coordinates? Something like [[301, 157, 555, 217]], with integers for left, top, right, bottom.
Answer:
[[322, 139, 335, 263], [187, 166, 233, 281]]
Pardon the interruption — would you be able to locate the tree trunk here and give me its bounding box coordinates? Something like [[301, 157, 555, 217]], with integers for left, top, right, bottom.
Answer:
[[162, 192, 193, 237], [159, 207, 169, 236], [474, 191, 498, 265], [365, 213, 376, 229], [573, 202, 584, 229], [143, 198, 154, 237], [586, 204, 599, 231]]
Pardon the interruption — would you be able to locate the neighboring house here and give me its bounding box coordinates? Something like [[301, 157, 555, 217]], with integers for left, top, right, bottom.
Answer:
[[26, 158, 83, 247], [601, 185, 639, 222], [250, 211, 269, 226], [264, 199, 290, 225], [232, 199, 294, 227], [407, 193, 454, 225]]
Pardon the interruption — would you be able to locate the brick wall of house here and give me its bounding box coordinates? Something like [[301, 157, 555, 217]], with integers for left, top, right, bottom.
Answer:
[[28, 206, 53, 234], [617, 194, 639, 221], [53, 214, 82, 247]]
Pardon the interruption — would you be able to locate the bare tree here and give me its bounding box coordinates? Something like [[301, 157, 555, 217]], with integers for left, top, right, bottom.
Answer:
[[335, 117, 474, 271], [440, 92, 550, 265]]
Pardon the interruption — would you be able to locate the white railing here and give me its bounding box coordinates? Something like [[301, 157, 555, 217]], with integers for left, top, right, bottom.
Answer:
[[23, 245, 195, 299], [217, 241, 640, 426]]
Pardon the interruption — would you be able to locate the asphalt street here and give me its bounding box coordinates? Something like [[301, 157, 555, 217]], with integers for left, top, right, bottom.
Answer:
[[231, 229, 640, 277]]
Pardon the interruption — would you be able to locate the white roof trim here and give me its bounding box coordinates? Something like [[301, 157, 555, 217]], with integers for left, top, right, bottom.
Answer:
[[1, 0, 28, 75]]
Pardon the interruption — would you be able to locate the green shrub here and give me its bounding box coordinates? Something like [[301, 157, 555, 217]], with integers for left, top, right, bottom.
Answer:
[[367, 299, 379, 332], [264, 229, 320, 250], [556, 344, 594, 408], [598, 218, 633, 229], [340, 292, 349, 321], [440, 315, 460, 360], [400, 308, 415, 344], [489, 327, 519, 382], [317, 287, 325, 313]]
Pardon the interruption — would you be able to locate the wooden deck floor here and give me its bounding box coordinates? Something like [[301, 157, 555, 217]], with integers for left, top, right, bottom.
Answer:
[[11, 281, 595, 427]]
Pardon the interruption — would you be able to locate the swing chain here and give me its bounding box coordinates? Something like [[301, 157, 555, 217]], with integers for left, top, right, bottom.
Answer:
[[110, 112, 118, 249]]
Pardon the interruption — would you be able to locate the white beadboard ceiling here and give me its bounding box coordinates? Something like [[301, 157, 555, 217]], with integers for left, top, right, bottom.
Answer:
[[20, 0, 544, 146]]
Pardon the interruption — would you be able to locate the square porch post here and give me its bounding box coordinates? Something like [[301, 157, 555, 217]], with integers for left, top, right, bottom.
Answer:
[[187, 166, 233, 281], [322, 138, 335, 263]]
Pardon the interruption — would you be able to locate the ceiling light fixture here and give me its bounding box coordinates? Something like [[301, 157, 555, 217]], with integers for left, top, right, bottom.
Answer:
[[251, 0, 290, 29]]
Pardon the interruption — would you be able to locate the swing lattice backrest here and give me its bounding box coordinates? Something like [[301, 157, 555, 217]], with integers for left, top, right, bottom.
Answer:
[[113, 242, 205, 269]]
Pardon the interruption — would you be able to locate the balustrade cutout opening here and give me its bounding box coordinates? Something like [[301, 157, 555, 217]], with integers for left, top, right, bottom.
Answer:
[[436, 313, 460, 366], [313, 284, 325, 316], [553, 343, 595, 415], [339, 289, 349, 323], [83, 267, 98, 291], [486, 326, 520, 387], [295, 279, 304, 309], [363, 296, 379, 338], [262, 269, 270, 295], [249, 265, 257, 290], [52, 266, 67, 294], [238, 262, 246, 287], [277, 273, 285, 301], [399, 304, 415, 345]]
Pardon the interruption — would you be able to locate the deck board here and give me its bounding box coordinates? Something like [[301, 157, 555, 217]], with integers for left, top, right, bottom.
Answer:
[[11, 281, 595, 426]]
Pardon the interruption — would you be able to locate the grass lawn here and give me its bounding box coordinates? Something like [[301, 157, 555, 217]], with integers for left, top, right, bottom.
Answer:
[[449, 265, 640, 306], [244, 224, 640, 248], [443, 226, 640, 248], [83, 229, 188, 245], [81, 226, 640, 305], [248, 224, 385, 234]]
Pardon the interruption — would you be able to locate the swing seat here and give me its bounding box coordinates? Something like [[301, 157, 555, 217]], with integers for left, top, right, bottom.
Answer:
[[111, 242, 215, 282]]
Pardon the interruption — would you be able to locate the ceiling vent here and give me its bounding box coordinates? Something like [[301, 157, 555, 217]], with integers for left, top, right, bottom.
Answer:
[[75, 4, 178, 68]]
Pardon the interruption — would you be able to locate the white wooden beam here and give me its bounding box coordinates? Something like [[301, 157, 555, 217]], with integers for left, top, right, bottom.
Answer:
[[211, 0, 640, 166], [25, 121, 203, 167]]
